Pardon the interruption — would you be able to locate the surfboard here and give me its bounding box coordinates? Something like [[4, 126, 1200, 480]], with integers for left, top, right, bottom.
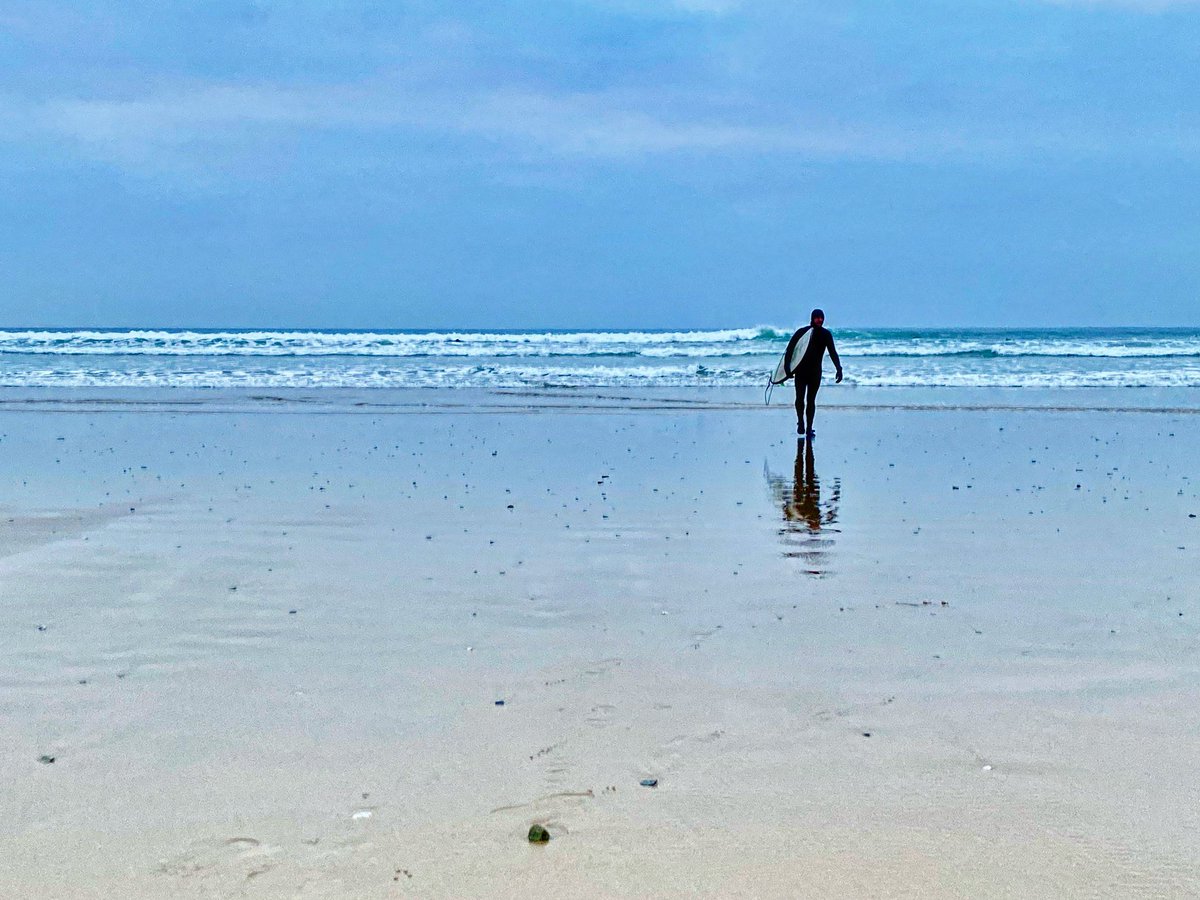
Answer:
[[771, 326, 811, 385], [764, 326, 812, 404]]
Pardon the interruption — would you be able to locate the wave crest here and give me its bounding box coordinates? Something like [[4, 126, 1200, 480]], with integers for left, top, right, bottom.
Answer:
[[1, 327, 1198, 359]]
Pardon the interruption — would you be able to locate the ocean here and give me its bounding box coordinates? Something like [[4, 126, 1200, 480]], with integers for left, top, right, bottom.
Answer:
[[0, 327, 1197, 390]]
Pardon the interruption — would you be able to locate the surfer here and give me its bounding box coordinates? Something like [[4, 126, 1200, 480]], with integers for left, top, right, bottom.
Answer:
[[781, 309, 842, 438]]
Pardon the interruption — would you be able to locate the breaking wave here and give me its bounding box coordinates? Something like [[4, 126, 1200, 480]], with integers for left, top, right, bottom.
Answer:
[[0, 327, 1196, 388]]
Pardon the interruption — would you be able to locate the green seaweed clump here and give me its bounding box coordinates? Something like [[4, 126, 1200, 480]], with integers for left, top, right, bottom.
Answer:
[[527, 824, 550, 843]]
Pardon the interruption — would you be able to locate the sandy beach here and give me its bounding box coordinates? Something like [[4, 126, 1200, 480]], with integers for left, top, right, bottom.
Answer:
[[2, 388, 1198, 898]]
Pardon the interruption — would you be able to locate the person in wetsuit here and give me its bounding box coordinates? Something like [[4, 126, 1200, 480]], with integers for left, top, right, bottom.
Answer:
[[783, 308, 842, 438]]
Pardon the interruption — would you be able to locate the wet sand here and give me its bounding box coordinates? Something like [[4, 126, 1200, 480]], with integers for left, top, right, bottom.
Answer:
[[1, 390, 1198, 898]]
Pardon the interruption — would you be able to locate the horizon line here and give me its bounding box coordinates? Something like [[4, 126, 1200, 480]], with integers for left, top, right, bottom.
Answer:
[[0, 323, 1197, 332]]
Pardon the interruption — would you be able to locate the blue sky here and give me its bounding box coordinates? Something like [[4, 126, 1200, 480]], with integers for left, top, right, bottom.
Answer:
[[1, 0, 1198, 328]]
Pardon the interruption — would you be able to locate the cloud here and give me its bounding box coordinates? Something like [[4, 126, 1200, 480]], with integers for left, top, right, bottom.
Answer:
[[1034, 0, 1200, 10], [2, 81, 973, 172], [452, 88, 1030, 161], [580, 0, 742, 16], [3, 72, 1195, 186]]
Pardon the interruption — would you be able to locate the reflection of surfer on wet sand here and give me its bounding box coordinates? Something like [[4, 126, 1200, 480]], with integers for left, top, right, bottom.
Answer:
[[765, 440, 841, 572], [785, 438, 824, 532]]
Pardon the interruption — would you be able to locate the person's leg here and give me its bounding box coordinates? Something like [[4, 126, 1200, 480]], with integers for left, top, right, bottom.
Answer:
[[793, 378, 806, 434], [805, 377, 821, 434]]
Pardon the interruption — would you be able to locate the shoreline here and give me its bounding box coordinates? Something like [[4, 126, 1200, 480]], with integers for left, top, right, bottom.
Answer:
[[0, 384, 1198, 415]]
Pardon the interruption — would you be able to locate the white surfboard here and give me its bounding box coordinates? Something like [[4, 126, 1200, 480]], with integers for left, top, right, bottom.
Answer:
[[765, 326, 812, 404], [770, 327, 811, 385]]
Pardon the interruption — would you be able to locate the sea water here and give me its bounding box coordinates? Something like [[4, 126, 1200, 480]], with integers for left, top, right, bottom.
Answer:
[[0, 327, 1197, 390]]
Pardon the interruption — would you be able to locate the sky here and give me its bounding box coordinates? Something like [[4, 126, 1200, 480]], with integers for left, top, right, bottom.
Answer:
[[1, 0, 1198, 329]]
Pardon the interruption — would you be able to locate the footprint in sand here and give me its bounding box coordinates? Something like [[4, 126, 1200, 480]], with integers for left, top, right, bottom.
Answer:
[[490, 789, 595, 840], [665, 728, 725, 749], [544, 657, 623, 688], [813, 695, 896, 722], [156, 835, 281, 883], [690, 626, 722, 650], [530, 739, 574, 788], [585, 703, 616, 729]]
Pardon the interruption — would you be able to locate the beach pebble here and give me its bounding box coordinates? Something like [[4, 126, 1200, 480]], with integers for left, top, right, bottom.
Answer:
[[38, 755, 55, 764], [640, 778, 658, 788], [495, 699, 505, 706], [527, 824, 550, 843]]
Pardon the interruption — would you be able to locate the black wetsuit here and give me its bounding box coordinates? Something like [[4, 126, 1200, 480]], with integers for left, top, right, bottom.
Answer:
[[784, 325, 841, 433]]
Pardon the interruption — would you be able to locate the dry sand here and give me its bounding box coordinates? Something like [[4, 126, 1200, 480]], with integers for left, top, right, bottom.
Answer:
[[1, 389, 1198, 898]]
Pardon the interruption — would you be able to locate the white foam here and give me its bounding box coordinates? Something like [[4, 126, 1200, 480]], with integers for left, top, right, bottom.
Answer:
[[0, 328, 1197, 389], [0, 328, 1197, 361], [1, 360, 1197, 389], [0, 328, 774, 357]]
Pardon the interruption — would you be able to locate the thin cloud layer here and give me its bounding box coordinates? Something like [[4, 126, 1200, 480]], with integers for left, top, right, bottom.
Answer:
[[8, 72, 1196, 183], [1037, 0, 1199, 9]]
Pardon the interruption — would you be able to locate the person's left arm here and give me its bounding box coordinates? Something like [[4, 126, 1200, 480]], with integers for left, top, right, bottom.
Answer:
[[827, 333, 843, 383]]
